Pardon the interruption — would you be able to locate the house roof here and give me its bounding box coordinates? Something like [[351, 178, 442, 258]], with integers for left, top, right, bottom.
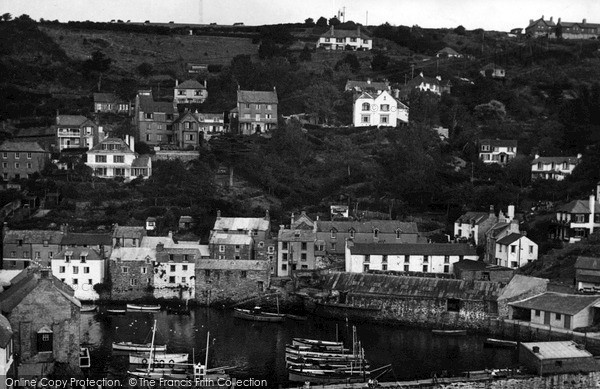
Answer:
[[195, 259, 270, 271], [521, 341, 594, 360], [155, 248, 200, 263], [437, 47, 460, 56], [531, 156, 580, 165], [56, 115, 93, 127], [479, 139, 518, 148], [94, 93, 119, 103], [176, 80, 206, 89], [213, 217, 270, 232], [278, 229, 315, 242], [88, 138, 134, 154], [496, 233, 526, 246], [453, 259, 514, 272], [575, 256, 600, 270], [0, 141, 46, 153], [558, 199, 600, 214], [526, 18, 556, 29], [455, 212, 492, 225], [52, 247, 103, 261], [237, 90, 278, 104], [110, 247, 155, 262], [112, 225, 146, 240], [138, 95, 176, 114], [487, 222, 511, 238], [320, 27, 371, 40], [209, 233, 253, 246], [316, 221, 418, 234], [177, 242, 210, 257], [345, 80, 389, 92], [4, 230, 63, 245], [320, 272, 502, 301], [509, 292, 600, 315], [132, 155, 151, 168], [0, 314, 12, 348], [406, 73, 441, 88], [61, 233, 112, 246], [481, 63, 504, 71], [350, 243, 476, 256], [497, 274, 548, 301], [140, 236, 176, 248], [557, 21, 600, 29]]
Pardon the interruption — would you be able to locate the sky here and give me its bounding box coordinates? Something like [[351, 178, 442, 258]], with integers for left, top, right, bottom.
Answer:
[[1, 0, 600, 31]]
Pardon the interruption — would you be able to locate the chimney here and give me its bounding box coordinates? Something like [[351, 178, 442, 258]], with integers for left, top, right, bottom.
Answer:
[[60, 224, 68, 234], [217, 210, 221, 219], [367, 78, 371, 84], [265, 209, 270, 221], [534, 154, 540, 159], [279, 224, 284, 231], [532, 346, 540, 353], [56, 110, 60, 125], [558, 18, 561, 24], [507, 205, 515, 221], [550, 16, 553, 22], [330, 25, 334, 35], [436, 75, 442, 81], [168, 231, 173, 239], [589, 192, 596, 234], [156, 242, 164, 252], [290, 212, 295, 226], [204, 79, 207, 88], [577, 153, 582, 159], [583, 19, 587, 24], [529, 19, 533, 25], [489, 205, 495, 216], [393, 89, 399, 98], [273, 86, 276, 93], [419, 72, 424, 77], [175, 79, 179, 87]]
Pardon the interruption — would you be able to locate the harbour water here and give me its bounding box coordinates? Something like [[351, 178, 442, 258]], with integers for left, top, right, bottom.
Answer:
[[80, 307, 518, 387]]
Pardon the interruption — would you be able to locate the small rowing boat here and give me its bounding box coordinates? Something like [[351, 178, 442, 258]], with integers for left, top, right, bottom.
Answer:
[[483, 338, 518, 348], [129, 352, 189, 365], [127, 304, 161, 311], [431, 329, 467, 336], [232, 307, 286, 322], [112, 342, 167, 352], [106, 308, 126, 314], [80, 305, 97, 313]]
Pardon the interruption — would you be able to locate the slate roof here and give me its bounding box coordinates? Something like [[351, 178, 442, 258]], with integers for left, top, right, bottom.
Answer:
[[350, 243, 476, 256], [526, 18, 556, 29], [155, 248, 200, 263], [453, 259, 513, 272], [278, 229, 316, 242], [531, 156, 580, 165], [177, 242, 210, 257], [558, 199, 600, 214], [132, 155, 151, 168], [479, 139, 518, 148], [110, 247, 155, 262], [345, 80, 389, 92], [88, 138, 134, 153], [320, 27, 371, 40], [437, 47, 460, 56], [497, 274, 548, 301], [319, 272, 502, 301], [209, 233, 253, 246], [316, 221, 418, 234], [52, 247, 103, 261], [521, 341, 595, 361], [138, 96, 176, 114], [4, 230, 64, 245], [496, 233, 525, 246], [575, 256, 600, 270], [141, 236, 176, 249], [56, 115, 93, 127], [406, 73, 441, 88], [0, 314, 12, 348], [176, 80, 206, 89], [0, 141, 46, 153], [112, 226, 146, 240], [94, 93, 119, 103], [455, 212, 492, 225], [509, 292, 600, 315], [237, 90, 278, 104], [61, 233, 112, 247], [487, 223, 511, 238], [213, 217, 270, 232], [557, 21, 600, 29], [195, 259, 270, 271]]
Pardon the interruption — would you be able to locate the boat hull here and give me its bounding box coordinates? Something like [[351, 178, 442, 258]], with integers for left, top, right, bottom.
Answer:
[[288, 368, 368, 384], [112, 342, 167, 352], [106, 309, 126, 314], [232, 308, 285, 322], [127, 304, 161, 311], [81, 306, 97, 313], [431, 329, 467, 336], [129, 353, 189, 365], [483, 338, 518, 348], [292, 338, 345, 350]]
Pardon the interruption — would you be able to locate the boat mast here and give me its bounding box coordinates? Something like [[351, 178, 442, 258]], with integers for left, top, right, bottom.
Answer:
[[147, 320, 157, 374], [205, 331, 210, 371]]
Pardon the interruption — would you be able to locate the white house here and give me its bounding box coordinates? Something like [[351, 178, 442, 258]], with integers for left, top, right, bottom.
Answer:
[[436, 47, 462, 58], [531, 154, 581, 181], [353, 90, 409, 127], [454, 207, 498, 245], [86, 136, 152, 180], [317, 26, 372, 51], [173, 79, 208, 105], [345, 242, 477, 274], [153, 245, 196, 299], [51, 247, 105, 301], [0, 314, 13, 383], [494, 233, 538, 268], [479, 139, 517, 165], [554, 184, 600, 242], [480, 63, 506, 79]]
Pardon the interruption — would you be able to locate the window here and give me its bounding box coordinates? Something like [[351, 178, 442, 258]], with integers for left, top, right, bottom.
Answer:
[[361, 115, 370, 123], [404, 255, 410, 263], [130, 278, 138, 286], [363, 264, 370, 272], [146, 134, 151, 142], [1, 163, 6, 169], [330, 230, 336, 239], [170, 265, 176, 272], [301, 253, 307, 261], [282, 253, 288, 261], [219, 245, 225, 252], [447, 298, 461, 312], [185, 134, 195, 141], [301, 242, 307, 251], [444, 255, 450, 263], [281, 264, 287, 271], [510, 245, 516, 253], [423, 255, 429, 263], [14, 153, 19, 159], [255, 104, 261, 110], [499, 245, 503, 253], [27, 152, 32, 159], [73, 278, 78, 285], [330, 242, 337, 251], [84, 267, 90, 274], [122, 266, 129, 273], [362, 103, 370, 111], [169, 276, 176, 283], [511, 261, 518, 268], [535, 310, 541, 317], [59, 266, 65, 273], [145, 113, 153, 119], [268, 246, 274, 254], [95, 155, 107, 163], [1, 153, 6, 159], [382, 255, 388, 263], [529, 245, 534, 254], [422, 265, 428, 272], [349, 229, 355, 239], [404, 264, 409, 272], [235, 255, 240, 260], [35, 251, 40, 258], [182, 265, 188, 271], [14, 163, 19, 169], [556, 313, 561, 320], [373, 229, 379, 238], [235, 245, 241, 252], [113, 155, 124, 163], [37, 329, 53, 352], [443, 265, 450, 273], [141, 267, 147, 274], [73, 266, 79, 274], [23, 251, 29, 257], [205, 270, 211, 277]]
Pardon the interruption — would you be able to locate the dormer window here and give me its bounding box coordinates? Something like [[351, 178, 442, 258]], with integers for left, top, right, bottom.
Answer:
[[65, 251, 73, 262], [396, 229, 402, 239], [80, 254, 87, 263], [37, 326, 53, 352], [330, 229, 337, 239], [373, 229, 379, 239], [349, 229, 355, 239]]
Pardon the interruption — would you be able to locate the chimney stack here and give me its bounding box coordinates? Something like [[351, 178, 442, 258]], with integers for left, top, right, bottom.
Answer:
[[489, 205, 495, 215], [217, 210, 221, 219], [583, 19, 587, 24], [507, 205, 515, 221], [265, 209, 270, 221], [550, 16, 553, 22], [290, 212, 294, 226], [558, 18, 561, 24], [156, 242, 164, 252], [175, 79, 179, 87], [168, 231, 173, 239]]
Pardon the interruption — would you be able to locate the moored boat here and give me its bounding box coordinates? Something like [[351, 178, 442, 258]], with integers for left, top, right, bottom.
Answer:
[[127, 304, 161, 311], [129, 352, 189, 365], [106, 308, 126, 314], [80, 305, 97, 313], [285, 345, 352, 359], [287, 367, 369, 384], [431, 329, 468, 336], [292, 338, 345, 350], [112, 342, 167, 352], [483, 338, 518, 348], [233, 307, 286, 322], [285, 314, 308, 321]]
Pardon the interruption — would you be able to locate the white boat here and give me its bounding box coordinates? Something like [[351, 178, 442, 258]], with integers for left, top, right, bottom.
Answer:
[[79, 347, 91, 368], [127, 304, 161, 311], [292, 338, 345, 348], [106, 308, 126, 314], [112, 342, 167, 352], [129, 352, 189, 365], [80, 305, 97, 313]]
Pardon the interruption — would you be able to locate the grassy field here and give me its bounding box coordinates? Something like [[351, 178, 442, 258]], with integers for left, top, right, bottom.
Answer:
[[40, 25, 259, 73]]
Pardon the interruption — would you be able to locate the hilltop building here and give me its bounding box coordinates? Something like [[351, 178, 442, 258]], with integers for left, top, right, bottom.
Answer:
[[173, 79, 208, 105], [0, 141, 50, 181], [353, 90, 409, 127], [531, 154, 581, 181], [232, 89, 278, 135], [479, 139, 517, 165], [316, 26, 372, 51]]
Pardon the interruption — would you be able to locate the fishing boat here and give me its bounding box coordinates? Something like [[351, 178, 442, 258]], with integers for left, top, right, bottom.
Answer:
[[106, 308, 126, 314], [483, 338, 518, 348], [112, 342, 167, 352], [80, 305, 97, 313], [431, 329, 468, 336], [292, 338, 345, 350], [288, 364, 391, 384], [232, 307, 286, 322], [285, 313, 308, 321], [286, 357, 370, 370], [129, 352, 189, 365], [285, 345, 352, 359], [127, 304, 161, 311], [79, 347, 91, 368]]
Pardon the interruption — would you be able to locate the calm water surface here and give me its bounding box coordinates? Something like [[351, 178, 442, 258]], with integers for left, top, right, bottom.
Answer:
[[80, 307, 518, 387]]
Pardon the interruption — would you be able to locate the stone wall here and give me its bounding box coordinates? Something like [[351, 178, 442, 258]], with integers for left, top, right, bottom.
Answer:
[[152, 150, 200, 162], [434, 372, 600, 389], [109, 259, 153, 301]]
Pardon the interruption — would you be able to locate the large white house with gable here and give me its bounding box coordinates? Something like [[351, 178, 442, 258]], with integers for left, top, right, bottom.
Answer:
[[353, 90, 409, 127], [86, 136, 152, 180]]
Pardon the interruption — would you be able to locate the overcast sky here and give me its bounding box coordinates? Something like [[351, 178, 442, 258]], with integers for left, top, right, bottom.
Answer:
[[1, 0, 599, 30]]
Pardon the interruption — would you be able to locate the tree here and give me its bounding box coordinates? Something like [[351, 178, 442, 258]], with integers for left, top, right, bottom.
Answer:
[[316, 17, 328, 27], [335, 54, 360, 72], [303, 82, 342, 124], [371, 53, 389, 71], [1, 13, 12, 22], [136, 62, 153, 77], [329, 17, 341, 27], [299, 46, 312, 62], [453, 25, 466, 35], [304, 18, 315, 26]]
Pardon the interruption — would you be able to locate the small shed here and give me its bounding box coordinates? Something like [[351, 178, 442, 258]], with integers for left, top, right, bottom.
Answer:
[[519, 341, 600, 375]]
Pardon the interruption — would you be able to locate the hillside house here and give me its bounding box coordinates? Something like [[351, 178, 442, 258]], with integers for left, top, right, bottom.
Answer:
[[153, 245, 197, 299], [480, 63, 506, 79], [93, 93, 130, 114], [479, 139, 517, 165], [54, 115, 100, 151], [174, 111, 225, 148], [556, 18, 600, 39], [510, 292, 600, 330], [519, 341, 600, 376], [552, 184, 600, 242], [345, 79, 389, 94], [316, 220, 421, 258], [494, 233, 538, 268], [134, 90, 178, 146], [400, 72, 451, 98], [531, 155, 581, 181], [85, 136, 151, 180], [2, 229, 64, 270], [454, 208, 498, 245], [575, 256, 600, 291], [210, 210, 271, 254], [345, 242, 477, 274], [436, 47, 462, 58], [109, 247, 154, 300], [0, 141, 50, 181], [235, 89, 278, 135], [112, 225, 146, 248], [484, 205, 521, 262], [316, 26, 372, 51], [353, 90, 409, 127], [0, 314, 13, 382], [51, 247, 105, 301], [277, 211, 317, 277], [525, 16, 557, 38], [209, 234, 253, 260], [173, 79, 208, 105], [0, 266, 81, 377]]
